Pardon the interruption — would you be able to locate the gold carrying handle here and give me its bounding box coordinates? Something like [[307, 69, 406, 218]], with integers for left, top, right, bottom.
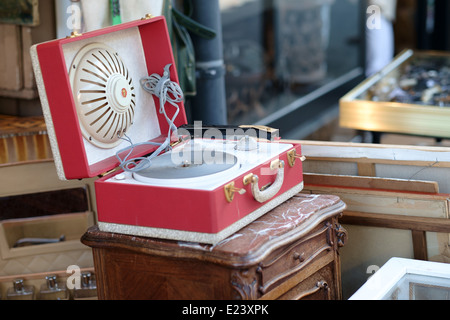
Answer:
[[243, 160, 285, 203]]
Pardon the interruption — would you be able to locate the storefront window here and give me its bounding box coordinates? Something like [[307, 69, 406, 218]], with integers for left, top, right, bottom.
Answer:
[[221, 0, 364, 132]]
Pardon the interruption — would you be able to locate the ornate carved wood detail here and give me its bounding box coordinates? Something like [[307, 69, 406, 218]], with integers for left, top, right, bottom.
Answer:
[[325, 221, 334, 248], [230, 269, 259, 300], [335, 223, 348, 248], [326, 218, 348, 250]]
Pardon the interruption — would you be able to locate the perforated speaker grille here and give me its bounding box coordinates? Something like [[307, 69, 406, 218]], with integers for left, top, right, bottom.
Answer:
[[69, 43, 136, 149]]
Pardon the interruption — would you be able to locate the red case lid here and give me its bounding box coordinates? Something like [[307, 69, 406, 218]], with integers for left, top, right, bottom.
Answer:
[[31, 16, 187, 180]]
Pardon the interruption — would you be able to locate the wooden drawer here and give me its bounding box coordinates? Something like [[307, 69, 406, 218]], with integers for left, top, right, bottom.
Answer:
[[257, 220, 334, 295], [277, 262, 336, 300]]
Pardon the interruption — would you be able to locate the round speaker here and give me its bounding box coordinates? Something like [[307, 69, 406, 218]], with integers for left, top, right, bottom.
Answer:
[[69, 43, 136, 149]]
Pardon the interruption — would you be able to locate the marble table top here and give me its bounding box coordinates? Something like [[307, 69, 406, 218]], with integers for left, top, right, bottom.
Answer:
[[83, 193, 345, 266]]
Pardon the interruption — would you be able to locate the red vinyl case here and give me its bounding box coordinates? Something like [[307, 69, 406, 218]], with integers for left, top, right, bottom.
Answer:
[[31, 16, 304, 244]]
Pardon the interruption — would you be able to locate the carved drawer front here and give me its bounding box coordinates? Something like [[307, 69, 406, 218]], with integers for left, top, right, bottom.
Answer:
[[278, 263, 336, 300], [257, 221, 334, 295]]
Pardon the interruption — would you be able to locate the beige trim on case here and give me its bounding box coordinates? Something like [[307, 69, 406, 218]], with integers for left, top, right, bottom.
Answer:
[[30, 44, 67, 181]]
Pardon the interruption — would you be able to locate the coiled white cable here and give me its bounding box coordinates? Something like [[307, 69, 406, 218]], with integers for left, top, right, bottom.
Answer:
[[115, 64, 184, 172]]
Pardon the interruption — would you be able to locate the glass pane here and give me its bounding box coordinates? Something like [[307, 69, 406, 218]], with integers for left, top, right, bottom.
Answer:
[[221, 0, 362, 125], [383, 273, 450, 300]]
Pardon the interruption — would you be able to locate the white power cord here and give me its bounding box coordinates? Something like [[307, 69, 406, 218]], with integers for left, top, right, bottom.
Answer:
[[115, 64, 184, 172]]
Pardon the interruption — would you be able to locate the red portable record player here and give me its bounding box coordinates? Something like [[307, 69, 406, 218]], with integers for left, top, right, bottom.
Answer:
[[31, 16, 304, 244]]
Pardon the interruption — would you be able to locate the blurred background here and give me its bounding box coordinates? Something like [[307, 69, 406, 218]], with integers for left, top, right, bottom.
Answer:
[[0, 0, 449, 140]]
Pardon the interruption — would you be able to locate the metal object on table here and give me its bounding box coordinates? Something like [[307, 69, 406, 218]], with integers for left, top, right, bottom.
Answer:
[[13, 235, 66, 248], [39, 275, 68, 300], [73, 272, 97, 300], [6, 279, 35, 300], [340, 49, 450, 139]]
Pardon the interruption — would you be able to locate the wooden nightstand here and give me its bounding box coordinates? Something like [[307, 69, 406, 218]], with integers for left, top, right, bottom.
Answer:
[[81, 194, 347, 300]]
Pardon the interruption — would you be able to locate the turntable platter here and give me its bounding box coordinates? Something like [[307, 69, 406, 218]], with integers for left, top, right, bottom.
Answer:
[[133, 147, 241, 185], [109, 139, 294, 191]]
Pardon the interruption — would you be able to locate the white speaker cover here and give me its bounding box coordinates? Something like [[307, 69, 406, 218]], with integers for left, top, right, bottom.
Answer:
[[69, 43, 136, 149]]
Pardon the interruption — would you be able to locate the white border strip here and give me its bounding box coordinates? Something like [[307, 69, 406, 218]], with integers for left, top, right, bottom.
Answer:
[[349, 257, 450, 300]]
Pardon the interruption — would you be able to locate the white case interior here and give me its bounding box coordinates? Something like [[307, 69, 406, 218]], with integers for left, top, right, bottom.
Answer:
[[61, 27, 160, 165]]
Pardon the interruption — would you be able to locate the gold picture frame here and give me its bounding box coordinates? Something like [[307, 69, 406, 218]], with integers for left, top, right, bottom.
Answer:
[[340, 49, 450, 139]]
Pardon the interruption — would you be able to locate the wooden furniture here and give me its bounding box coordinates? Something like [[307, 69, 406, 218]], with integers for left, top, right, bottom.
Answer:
[[0, 186, 95, 279], [340, 211, 450, 261], [0, 0, 55, 100], [303, 172, 450, 261], [81, 194, 347, 300], [0, 115, 52, 165], [298, 140, 450, 298]]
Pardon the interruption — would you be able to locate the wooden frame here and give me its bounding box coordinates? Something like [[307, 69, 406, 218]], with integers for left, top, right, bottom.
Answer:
[[293, 140, 450, 265], [340, 211, 450, 261]]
